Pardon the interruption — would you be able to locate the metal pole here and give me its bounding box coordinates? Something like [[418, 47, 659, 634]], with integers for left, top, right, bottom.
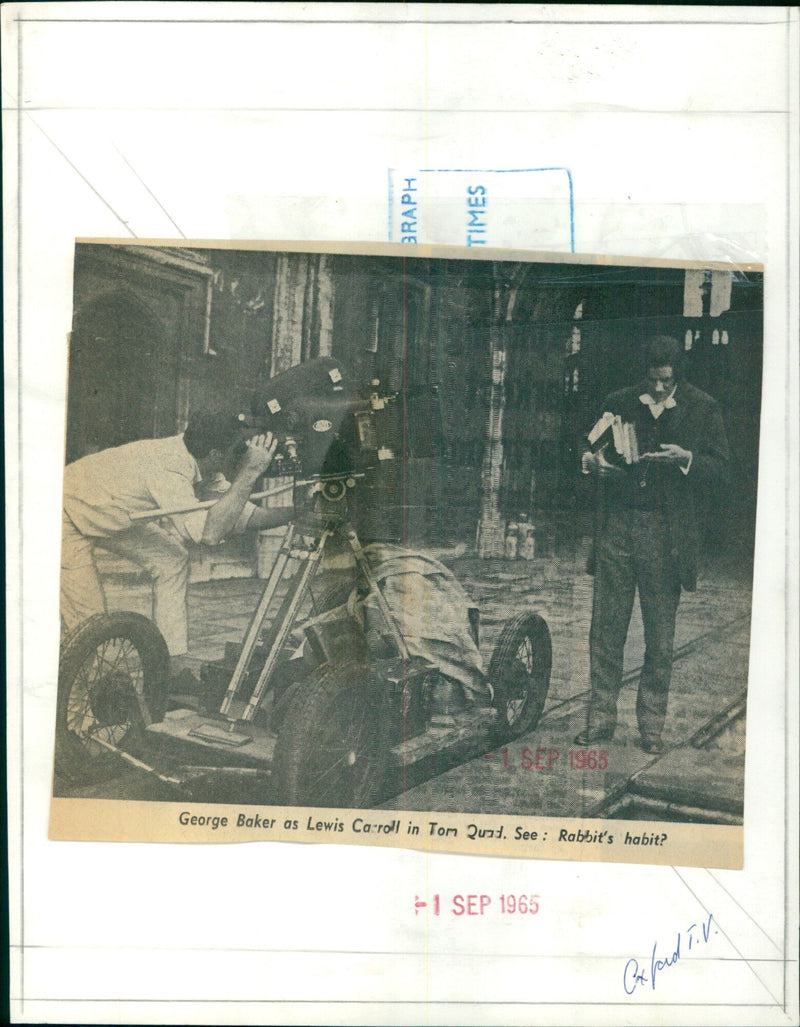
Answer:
[[218, 523, 296, 717], [128, 482, 299, 523]]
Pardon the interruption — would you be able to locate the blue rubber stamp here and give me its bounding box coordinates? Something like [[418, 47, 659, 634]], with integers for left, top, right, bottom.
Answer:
[[388, 167, 575, 251]]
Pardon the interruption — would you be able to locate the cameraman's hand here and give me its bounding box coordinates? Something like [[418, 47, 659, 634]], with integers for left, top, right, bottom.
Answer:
[[242, 433, 278, 477]]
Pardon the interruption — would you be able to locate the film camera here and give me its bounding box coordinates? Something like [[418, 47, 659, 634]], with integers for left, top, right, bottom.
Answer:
[[238, 357, 403, 481], [238, 357, 445, 543]]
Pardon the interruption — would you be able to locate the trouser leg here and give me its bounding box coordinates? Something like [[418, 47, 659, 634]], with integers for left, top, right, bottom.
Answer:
[[633, 513, 682, 740], [60, 512, 107, 634], [96, 524, 190, 655], [586, 512, 637, 732]]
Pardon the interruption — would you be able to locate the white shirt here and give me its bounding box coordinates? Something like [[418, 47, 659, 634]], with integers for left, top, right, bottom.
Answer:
[[63, 434, 255, 543]]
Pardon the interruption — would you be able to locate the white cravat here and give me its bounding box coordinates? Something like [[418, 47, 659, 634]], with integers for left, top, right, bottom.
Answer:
[[638, 387, 677, 419]]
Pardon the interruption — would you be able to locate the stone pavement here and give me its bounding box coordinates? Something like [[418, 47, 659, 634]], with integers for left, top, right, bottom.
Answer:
[[96, 545, 751, 819]]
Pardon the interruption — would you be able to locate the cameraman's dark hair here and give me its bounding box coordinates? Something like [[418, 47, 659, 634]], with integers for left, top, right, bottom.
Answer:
[[183, 412, 241, 460], [644, 335, 683, 377]]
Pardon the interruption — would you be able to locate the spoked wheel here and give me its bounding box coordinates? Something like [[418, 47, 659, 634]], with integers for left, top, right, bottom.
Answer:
[[488, 612, 552, 740], [272, 660, 387, 808], [55, 612, 169, 784]]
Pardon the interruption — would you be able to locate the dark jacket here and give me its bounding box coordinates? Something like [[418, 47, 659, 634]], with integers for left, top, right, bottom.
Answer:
[[586, 381, 730, 591]]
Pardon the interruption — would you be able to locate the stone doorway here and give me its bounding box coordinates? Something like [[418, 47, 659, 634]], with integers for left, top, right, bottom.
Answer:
[[66, 294, 169, 463]]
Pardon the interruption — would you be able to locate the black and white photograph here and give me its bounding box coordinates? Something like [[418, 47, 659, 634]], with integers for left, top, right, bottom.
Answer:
[[50, 241, 761, 865]]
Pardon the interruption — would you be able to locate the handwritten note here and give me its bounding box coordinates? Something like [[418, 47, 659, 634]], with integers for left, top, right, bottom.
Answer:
[[624, 912, 718, 995]]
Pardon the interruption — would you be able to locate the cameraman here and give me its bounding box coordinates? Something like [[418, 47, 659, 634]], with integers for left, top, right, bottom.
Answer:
[[60, 414, 291, 677]]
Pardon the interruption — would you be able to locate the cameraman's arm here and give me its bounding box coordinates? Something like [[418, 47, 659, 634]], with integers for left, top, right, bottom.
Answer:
[[202, 434, 277, 545], [242, 504, 294, 532]]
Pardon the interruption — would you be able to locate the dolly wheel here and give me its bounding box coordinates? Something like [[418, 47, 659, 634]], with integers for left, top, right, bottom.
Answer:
[[272, 660, 387, 808], [488, 612, 552, 740], [56, 612, 169, 785]]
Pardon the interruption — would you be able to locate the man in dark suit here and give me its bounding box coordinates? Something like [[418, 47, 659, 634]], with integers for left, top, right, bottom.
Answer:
[[575, 335, 730, 754]]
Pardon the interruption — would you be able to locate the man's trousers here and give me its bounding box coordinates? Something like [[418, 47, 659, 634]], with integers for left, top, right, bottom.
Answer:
[[60, 512, 190, 655], [586, 509, 682, 740]]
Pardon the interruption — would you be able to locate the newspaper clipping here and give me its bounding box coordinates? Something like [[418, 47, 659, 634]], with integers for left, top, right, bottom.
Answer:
[[50, 241, 762, 869]]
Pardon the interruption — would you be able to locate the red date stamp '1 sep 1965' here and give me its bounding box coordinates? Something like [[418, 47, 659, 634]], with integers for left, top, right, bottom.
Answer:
[[414, 894, 541, 917], [484, 748, 609, 770]]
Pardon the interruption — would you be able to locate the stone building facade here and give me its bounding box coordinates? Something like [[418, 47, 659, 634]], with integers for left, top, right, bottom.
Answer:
[[67, 245, 762, 574]]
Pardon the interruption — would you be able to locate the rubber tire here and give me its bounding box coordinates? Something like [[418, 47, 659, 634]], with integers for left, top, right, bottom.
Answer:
[[488, 612, 552, 740], [272, 660, 387, 808], [55, 612, 170, 785], [269, 680, 305, 733], [309, 574, 355, 615]]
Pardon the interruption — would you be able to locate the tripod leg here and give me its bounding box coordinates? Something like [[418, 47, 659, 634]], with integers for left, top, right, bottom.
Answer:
[[241, 527, 334, 722], [343, 527, 410, 661], [219, 524, 296, 717]]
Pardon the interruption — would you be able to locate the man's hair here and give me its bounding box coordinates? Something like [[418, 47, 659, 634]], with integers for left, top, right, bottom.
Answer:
[[644, 335, 683, 376], [183, 412, 241, 459]]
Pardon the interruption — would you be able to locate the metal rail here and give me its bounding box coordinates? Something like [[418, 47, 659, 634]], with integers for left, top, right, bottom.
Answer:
[[536, 613, 750, 726], [89, 733, 187, 789], [584, 687, 748, 822]]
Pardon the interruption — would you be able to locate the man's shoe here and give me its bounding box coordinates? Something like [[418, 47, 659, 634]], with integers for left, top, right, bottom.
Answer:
[[573, 726, 615, 746], [641, 736, 664, 755]]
